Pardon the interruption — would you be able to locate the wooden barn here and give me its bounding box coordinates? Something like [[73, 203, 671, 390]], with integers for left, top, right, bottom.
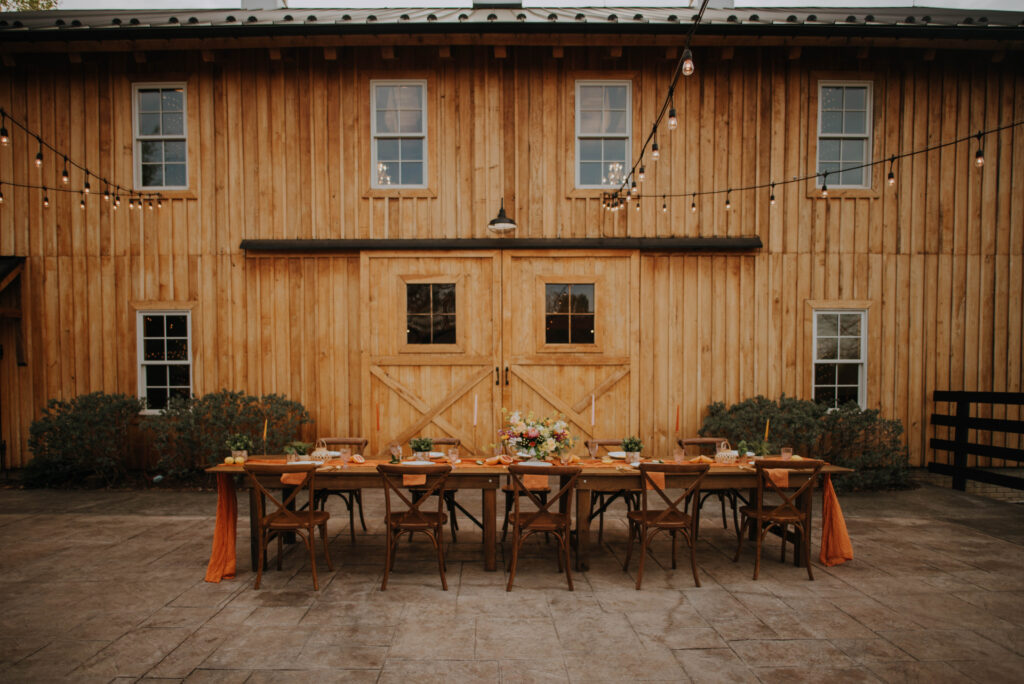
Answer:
[[0, 2, 1021, 472]]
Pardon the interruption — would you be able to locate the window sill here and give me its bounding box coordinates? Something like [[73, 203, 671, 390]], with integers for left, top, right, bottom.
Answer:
[[806, 186, 879, 200], [566, 187, 620, 200], [364, 186, 437, 199], [139, 189, 196, 200]]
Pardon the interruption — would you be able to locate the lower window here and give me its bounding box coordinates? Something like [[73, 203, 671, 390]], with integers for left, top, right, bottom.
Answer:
[[138, 311, 192, 411], [813, 309, 866, 409]]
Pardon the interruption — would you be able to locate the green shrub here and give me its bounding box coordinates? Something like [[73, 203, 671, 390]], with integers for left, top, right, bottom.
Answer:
[[699, 395, 911, 492], [149, 390, 310, 479], [24, 392, 145, 488]]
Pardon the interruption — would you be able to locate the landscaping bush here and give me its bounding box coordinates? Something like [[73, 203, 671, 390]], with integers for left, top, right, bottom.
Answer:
[[699, 395, 911, 492], [148, 390, 311, 479], [24, 392, 145, 488]]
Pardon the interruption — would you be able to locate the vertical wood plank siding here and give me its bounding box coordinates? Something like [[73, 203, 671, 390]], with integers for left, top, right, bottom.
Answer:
[[0, 45, 1021, 468]]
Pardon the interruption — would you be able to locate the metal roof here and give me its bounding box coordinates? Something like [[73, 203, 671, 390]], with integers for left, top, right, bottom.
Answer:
[[0, 6, 1021, 42]]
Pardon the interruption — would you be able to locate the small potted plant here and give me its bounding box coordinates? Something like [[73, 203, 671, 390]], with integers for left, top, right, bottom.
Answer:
[[621, 436, 644, 465], [282, 441, 312, 457], [225, 433, 254, 462], [409, 437, 433, 460]]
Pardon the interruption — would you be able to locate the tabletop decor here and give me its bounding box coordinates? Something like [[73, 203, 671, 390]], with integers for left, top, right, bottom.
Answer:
[[225, 433, 252, 463], [409, 437, 434, 459], [499, 409, 575, 462], [620, 435, 644, 464]]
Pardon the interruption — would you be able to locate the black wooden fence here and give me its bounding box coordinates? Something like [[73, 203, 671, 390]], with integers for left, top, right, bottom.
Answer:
[[929, 391, 1024, 491]]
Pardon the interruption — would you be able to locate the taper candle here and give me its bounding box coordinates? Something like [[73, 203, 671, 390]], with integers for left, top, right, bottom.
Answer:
[[591, 394, 595, 426], [473, 394, 478, 426]]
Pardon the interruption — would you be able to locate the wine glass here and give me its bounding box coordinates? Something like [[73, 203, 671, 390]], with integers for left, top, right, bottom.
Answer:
[[388, 442, 403, 463], [673, 447, 686, 463], [447, 447, 460, 465]]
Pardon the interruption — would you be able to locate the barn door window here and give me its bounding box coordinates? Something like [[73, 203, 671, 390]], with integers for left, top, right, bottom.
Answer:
[[816, 81, 871, 188], [372, 80, 427, 188], [406, 282, 456, 344], [813, 310, 866, 409], [133, 83, 188, 190], [575, 81, 631, 188], [137, 311, 192, 412], [545, 283, 595, 344]]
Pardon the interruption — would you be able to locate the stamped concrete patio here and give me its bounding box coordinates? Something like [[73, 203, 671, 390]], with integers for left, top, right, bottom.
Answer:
[[0, 480, 1022, 683]]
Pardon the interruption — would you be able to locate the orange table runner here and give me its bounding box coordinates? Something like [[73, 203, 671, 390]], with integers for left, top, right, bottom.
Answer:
[[204, 473, 237, 583], [819, 474, 853, 566]]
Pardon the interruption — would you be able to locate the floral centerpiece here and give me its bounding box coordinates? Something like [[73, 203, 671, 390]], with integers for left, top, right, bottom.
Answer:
[[498, 409, 576, 461]]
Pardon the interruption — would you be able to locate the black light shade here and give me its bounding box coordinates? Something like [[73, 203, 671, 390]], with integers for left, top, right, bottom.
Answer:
[[487, 198, 517, 233]]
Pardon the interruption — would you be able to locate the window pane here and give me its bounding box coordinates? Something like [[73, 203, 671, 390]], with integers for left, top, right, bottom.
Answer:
[[821, 87, 843, 110], [814, 386, 836, 406], [579, 163, 603, 186], [377, 139, 400, 162], [376, 162, 393, 185], [821, 111, 843, 134], [143, 315, 164, 337], [141, 164, 163, 187], [166, 338, 188, 361], [603, 162, 626, 186], [603, 139, 627, 163], [168, 365, 190, 387], [141, 141, 163, 163], [400, 162, 423, 186], [840, 168, 863, 186], [571, 314, 595, 344], [164, 141, 186, 163], [844, 110, 866, 135], [841, 139, 864, 164], [837, 385, 860, 405], [432, 283, 456, 313], [839, 337, 861, 360], [545, 284, 570, 313], [398, 111, 422, 134], [579, 139, 602, 162], [161, 89, 183, 111], [396, 85, 422, 109], [407, 315, 431, 344], [579, 86, 603, 109], [817, 337, 838, 360], [147, 387, 168, 410], [169, 387, 190, 401], [166, 315, 188, 336], [138, 113, 161, 136], [161, 112, 184, 136], [407, 284, 431, 314], [604, 110, 626, 135], [579, 110, 602, 135], [164, 164, 187, 187], [570, 284, 594, 313], [144, 339, 164, 361], [545, 315, 569, 344], [844, 87, 866, 111], [817, 314, 839, 336], [376, 110, 398, 134], [138, 90, 161, 112], [145, 365, 167, 387], [818, 161, 841, 176], [837, 363, 859, 385], [375, 85, 397, 108], [818, 139, 840, 162], [400, 138, 423, 161], [839, 313, 861, 336], [605, 85, 626, 110], [815, 364, 836, 385], [433, 315, 456, 344]]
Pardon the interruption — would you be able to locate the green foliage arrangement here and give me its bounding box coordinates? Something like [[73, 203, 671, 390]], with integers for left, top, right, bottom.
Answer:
[[283, 441, 313, 456], [24, 392, 145, 488], [409, 437, 434, 453], [700, 394, 911, 492], [621, 436, 644, 452], [149, 390, 310, 478], [225, 433, 254, 452]]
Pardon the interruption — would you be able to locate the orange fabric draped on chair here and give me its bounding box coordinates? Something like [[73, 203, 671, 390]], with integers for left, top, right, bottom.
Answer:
[[205, 473, 238, 583], [819, 474, 853, 567]]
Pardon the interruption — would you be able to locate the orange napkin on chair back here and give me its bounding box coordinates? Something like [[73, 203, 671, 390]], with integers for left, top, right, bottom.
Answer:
[[819, 474, 854, 566], [403, 473, 427, 486], [766, 468, 789, 489], [523, 474, 549, 489], [644, 471, 666, 490], [205, 473, 237, 583]]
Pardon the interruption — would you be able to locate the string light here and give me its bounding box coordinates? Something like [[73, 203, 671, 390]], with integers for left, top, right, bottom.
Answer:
[[35, 137, 43, 168], [148, 200, 154, 211], [769, 182, 776, 206], [129, 197, 135, 210], [975, 131, 984, 168], [690, 193, 697, 213], [0, 113, 7, 146], [681, 48, 695, 77], [114, 194, 121, 207], [42, 187, 49, 208], [103, 186, 110, 201], [668, 106, 678, 130], [638, 165, 645, 182], [156, 198, 163, 209], [61, 157, 69, 184], [725, 191, 731, 210], [821, 176, 829, 198], [651, 141, 660, 161], [0, 188, 4, 204], [630, 179, 637, 196], [662, 195, 667, 213], [83, 172, 91, 194], [79, 192, 86, 210], [887, 156, 896, 186], [635, 197, 641, 211]]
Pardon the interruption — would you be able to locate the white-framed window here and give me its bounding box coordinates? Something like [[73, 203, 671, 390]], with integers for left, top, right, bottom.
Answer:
[[133, 83, 188, 190], [137, 311, 192, 412], [816, 81, 871, 188], [575, 80, 631, 188], [813, 309, 866, 409], [371, 80, 427, 188]]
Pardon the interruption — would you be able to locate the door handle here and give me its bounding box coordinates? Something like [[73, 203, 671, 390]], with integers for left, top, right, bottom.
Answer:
[[504, 366, 510, 386], [495, 366, 500, 386]]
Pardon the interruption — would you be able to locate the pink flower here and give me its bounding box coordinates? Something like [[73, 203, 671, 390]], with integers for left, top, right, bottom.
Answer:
[[527, 427, 540, 439]]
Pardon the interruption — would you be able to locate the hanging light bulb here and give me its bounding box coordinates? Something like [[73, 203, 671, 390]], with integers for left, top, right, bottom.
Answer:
[[690, 193, 697, 213], [638, 165, 645, 182], [80, 193, 86, 210], [668, 107, 678, 130], [61, 158, 69, 184], [630, 179, 637, 196], [148, 200, 154, 211], [725, 191, 731, 210], [821, 182, 829, 198], [651, 141, 660, 160], [114, 194, 121, 207], [156, 197, 163, 209], [103, 187, 110, 201], [662, 196, 667, 213], [42, 188, 49, 208], [975, 132, 984, 168], [129, 197, 135, 210], [84, 172, 91, 194], [35, 138, 43, 168], [681, 48, 695, 77], [635, 198, 641, 212], [0, 188, 4, 204], [0, 114, 8, 146], [769, 182, 776, 206]]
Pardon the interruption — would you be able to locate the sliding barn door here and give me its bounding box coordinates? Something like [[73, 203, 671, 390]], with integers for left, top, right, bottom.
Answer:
[[500, 251, 639, 443], [361, 251, 501, 457]]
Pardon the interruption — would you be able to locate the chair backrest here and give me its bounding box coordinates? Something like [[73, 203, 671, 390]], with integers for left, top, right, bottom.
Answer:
[[583, 439, 624, 458], [318, 437, 368, 452], [638, 463, 710, 524], [507, 465, 581, 519], [377, 464, 452, 526], [678, 437, 729, 457], [752, 459, 824, 519], [244, 461, 319, 526]]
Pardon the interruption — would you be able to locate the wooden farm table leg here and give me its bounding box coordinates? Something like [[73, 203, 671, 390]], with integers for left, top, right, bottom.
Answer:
[[796, 484, 813, 567], [249, 487, 260, 571], [575, 487, 592, 571], [483, 488, 496, 571]]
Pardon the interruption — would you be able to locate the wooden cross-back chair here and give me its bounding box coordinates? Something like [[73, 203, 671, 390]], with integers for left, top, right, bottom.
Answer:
[[623, 463, 709, 589], [505, 465, 582, 592], [377, 463, 452, 591], [678, 437, 744, 531], [584, 439, 641, 543], [734, 459, 824, 580], [410, 437, 482, 542], [313, 437, 368, 543], [244, 461, 333, 591]]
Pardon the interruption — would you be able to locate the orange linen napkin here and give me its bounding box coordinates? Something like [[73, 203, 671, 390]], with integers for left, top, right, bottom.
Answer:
[[523, 474, 549, 489], [205, 473, 237, 583], [688, 455, 714, 464], [279, 458, 347, 486], [766, 468, 789, 489], [819, 474, 854, 566], [403, 473, 427, 486], [644, 471, 666, 491]]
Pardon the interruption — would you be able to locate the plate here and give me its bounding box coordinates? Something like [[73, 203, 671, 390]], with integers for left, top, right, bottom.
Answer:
[[608, 451, 627, 459], [288, 460, 318, 465], [518, 461, 553, 467], [404, 460, 433, 466], [427, 451, 447, 460]]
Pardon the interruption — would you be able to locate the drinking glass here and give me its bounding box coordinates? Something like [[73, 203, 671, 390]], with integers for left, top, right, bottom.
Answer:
[[673, 447, 686, 463], [389, 442, 403, 463], [781, 447, 794, 461], [448, 447, 460, 465]]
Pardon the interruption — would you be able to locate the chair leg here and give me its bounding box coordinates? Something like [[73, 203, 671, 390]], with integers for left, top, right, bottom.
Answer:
[[671, 530, 678, 569], [623, 520, 636, 571], [320, 522, 334, 571], [730, 492, 740, 533], [307, 530, 320, 591], [254, 530, 266, 589], [501, 491, 512, 542], [348, 495, 357, 544], [780, 523, 787, 563], [802, 523, 815, 581], [446, 494, 459, 543], [688, 528, 701, 588], [434, 527, 448, 591], [276, 534, 284, 571], [381, 527, 392, 591], [733, 516, 746, 562], [753, 524, 764, 580], [506, 533, 521, 592], [355, 490, 367, 531], [562, 531, 574, 591], [719, 492, 728, 529], [635, 528, 648, 590], [597, 496, 605, 544]]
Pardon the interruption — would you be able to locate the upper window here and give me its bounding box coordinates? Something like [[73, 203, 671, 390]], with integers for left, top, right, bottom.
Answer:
[[138, 311, 192, 411], [407, 283, 455, 344], [813, 310, 866, 409], [575, 81, 631, 189], [133, 84, 187, 190], [372, 80, 427, 188], [545, 283, 595, 344], [817, 82, 871, 188]]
